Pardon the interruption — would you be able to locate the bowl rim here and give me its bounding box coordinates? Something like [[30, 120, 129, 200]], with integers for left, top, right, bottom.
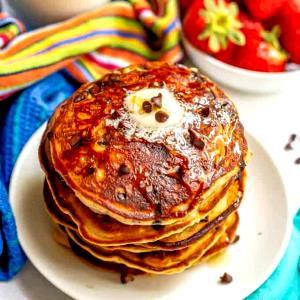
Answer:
[[182, 35, 300, 79]]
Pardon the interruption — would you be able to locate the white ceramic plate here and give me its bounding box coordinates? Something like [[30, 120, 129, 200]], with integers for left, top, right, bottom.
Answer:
[[10, 124, 292, 300]]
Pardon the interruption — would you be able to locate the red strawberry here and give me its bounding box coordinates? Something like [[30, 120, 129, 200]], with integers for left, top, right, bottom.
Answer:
[[179, 0, 195, 18], [278, 0, 300, 64], [244, 0, 286, 21], [234, 25, 288, 72], [239, 13, 264, 37], [183, 0, 245, 61]]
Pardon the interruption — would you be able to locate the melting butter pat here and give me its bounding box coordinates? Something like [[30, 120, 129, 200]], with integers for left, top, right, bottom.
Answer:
[[125, 88, 184, 128]]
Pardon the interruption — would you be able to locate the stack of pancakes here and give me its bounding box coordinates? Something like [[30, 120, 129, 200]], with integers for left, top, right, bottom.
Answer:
[[39, 62, 250, 280]]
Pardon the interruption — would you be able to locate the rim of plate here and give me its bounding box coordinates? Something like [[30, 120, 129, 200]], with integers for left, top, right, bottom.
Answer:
[[9, 123, 293, 300]]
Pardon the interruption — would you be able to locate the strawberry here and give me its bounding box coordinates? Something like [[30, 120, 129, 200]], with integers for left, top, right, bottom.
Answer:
[[183, 0, 245, 61], [234, 25, 288, 72], [239, 13, 264, 37], [179, 0, 195, 18], [243, 0, 286, 21], [278, 0, 300, 64]]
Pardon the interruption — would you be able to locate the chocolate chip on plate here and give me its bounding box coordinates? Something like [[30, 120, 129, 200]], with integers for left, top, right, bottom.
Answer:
[[120, 269, 135, 284], [233, 235, 240, 244], [295, 157, 300, 164], [284, 133, 297, 151], [219, 272, 233, 284], [290, 133, 297, 142]]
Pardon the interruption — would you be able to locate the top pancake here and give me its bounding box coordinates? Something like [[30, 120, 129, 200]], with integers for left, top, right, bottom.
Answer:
[[44, 62, 248, 225]]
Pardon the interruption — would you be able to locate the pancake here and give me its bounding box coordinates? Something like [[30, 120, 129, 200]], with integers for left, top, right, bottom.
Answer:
[[62, 212, 238, 275], [41, 133, 244, 246], [44, 172, 243, 251], [39, 62, 250, 279], [43, 171, 243, 250], [54, 222, 238, 279], [42, 62, 248, 225]]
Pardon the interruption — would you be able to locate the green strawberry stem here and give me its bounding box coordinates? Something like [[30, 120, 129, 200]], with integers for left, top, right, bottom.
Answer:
[[198, 0, 245, 52], [262, 25, 289, 59]]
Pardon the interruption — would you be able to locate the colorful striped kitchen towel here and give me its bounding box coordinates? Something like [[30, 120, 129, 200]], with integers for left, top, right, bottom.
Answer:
[[0, 0, 182, 101]]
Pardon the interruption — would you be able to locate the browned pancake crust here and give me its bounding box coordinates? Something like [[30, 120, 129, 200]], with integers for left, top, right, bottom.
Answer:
[[41, 130, 243, 247], [42, 62, 248, 224]]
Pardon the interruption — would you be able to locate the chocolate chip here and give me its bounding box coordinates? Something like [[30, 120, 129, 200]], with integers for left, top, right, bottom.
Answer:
[[151, 93, 162, 108], [118, 164, 130, 176], [97, 80, 109, 91], [201, 107, 210, 118], [101, 215, 111, 224], [284, 143, 293, 151], [295, 157, 300, 164], [111, 110, 121, 119], [219, 272, 233, 284], [146, 185, 153, 193], [239, 160, 246, 170], [191, 70, 205, 83], [189, 129, 205, 150], [142, 101, 152, 113], [155, 111, 169, 123], [74, 91, 88, 103], [233, 235, 240, 244], [152, 223, 164, 231], [98, 139, 108, 146], [166, 166, 184, 180], [120, 269, 135, 284], [87, 166, 95, 175], [69, 135, 82, 148], [74, 94, 85, 103], [117, 191, 127, 202], [47, 131, 54, 140], [175, 166, 184, 178], [290, 134, 297, 142], [98, 133, 110, 146], [89, 84, 99, 95], [284, 134, 297, 151], [155, 202, 162, 215], [200, 216, 209, 223]]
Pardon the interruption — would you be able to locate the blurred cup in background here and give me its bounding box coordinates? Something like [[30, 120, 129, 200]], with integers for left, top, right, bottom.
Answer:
[[2, 0, 109, 28]]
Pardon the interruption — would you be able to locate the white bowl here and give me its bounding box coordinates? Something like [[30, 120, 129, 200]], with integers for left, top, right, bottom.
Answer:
[[3, 0, 109, 28], [183, 36, 300, 94]]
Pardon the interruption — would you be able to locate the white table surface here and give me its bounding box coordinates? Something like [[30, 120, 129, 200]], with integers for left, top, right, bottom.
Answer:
[[1, 82, 300, 299]]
